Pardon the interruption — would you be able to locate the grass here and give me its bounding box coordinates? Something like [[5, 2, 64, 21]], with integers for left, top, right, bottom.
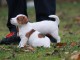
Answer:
[[0, 2, 80, 60]]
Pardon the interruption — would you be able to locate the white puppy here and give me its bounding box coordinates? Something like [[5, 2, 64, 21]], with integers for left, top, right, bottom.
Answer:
[[10, 15, 50, 48]]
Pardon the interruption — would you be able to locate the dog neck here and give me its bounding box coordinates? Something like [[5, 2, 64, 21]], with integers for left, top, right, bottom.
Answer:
[[17, 22, 33, 36], [18, 22, 29, 27]]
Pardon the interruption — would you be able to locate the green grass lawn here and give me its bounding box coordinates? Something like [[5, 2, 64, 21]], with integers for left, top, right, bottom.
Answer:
[[0, 2, 80, 60]]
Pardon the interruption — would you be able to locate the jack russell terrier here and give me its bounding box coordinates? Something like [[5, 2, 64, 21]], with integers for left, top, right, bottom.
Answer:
[[10, 14, 60, 48], [10, 15, 50, 48]]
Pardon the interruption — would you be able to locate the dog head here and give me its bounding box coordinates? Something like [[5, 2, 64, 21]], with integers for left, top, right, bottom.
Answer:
[[10, 14, 28, 26]]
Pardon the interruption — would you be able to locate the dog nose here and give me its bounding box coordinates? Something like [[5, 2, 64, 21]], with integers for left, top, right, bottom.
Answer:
[[10, 18, 14, 23], [11, 18, 13, 20]]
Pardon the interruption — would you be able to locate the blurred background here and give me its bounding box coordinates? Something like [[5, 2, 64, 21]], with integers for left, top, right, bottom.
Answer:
[[0, 0, 80, 42]]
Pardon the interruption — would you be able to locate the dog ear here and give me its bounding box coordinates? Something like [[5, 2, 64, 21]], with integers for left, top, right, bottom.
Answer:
[[22, 16, 28, 24], [17, 16, 28, 24]]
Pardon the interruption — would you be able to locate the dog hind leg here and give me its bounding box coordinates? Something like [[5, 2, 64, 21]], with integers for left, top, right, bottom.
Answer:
[[50, 30, 60, 43]]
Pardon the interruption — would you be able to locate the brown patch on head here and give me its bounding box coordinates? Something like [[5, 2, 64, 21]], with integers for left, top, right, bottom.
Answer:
[[26, 29, 35, 38], [17, 15, 28, 24], [38, 34, 45, 38]]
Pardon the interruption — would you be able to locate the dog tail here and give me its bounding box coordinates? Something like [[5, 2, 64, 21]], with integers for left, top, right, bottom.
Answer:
[[49, 15, 60, 24]]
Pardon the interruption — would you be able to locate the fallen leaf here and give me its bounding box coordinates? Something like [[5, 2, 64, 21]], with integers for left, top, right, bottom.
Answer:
[[56, 43, 67, 48], [71, 53, 80, 60], [70, 42, 77, 47], [74, 16, 80, 24], [45, 52, 52, 56]]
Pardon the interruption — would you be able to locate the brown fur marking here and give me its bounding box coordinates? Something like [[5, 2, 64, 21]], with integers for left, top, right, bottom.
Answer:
[[17, 16, 28, 24], [26, 29, 35, 38], [38, 34, 45, 38]]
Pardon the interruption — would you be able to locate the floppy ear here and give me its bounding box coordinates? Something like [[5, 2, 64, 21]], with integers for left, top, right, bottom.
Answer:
[[17, 16, 28, 24], [22, 16, 28, 24]]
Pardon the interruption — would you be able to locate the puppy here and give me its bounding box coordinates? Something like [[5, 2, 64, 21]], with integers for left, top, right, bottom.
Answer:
[[13, 14, 60, 43], [10, 14, 50, 48]]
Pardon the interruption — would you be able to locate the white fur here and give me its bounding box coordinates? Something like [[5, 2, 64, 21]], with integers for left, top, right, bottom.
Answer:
[[29, 15, 60, 43], [11, 16, 50, 48], [49, 15, 60, 24], [28, 31, 50, 48]]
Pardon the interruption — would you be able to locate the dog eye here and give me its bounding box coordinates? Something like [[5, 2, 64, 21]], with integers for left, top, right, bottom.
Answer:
[[17, 18, 19, 20]]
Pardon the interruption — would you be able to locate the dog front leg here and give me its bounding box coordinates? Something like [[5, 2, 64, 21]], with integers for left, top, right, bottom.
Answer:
[[18, 37, 28, 48]]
